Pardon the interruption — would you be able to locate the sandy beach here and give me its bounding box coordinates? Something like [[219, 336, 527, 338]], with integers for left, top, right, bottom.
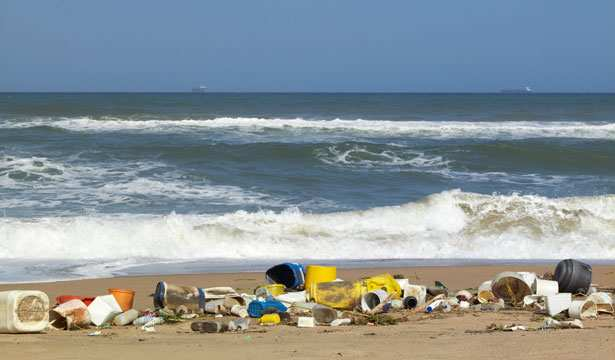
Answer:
[[1, 264, 614, 360]]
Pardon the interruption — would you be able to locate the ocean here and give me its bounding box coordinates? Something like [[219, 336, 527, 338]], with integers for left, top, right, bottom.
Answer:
[[1, 93, 615, 282]]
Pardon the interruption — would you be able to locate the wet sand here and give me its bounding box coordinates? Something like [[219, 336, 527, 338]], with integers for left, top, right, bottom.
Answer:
[[1, 264, 614, 360]]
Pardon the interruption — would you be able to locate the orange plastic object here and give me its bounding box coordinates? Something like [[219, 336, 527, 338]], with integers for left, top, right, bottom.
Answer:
[[107, 288, 135, 311]]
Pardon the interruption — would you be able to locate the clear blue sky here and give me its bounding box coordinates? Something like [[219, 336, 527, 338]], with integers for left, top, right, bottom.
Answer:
[[1, 0, 614, 92]]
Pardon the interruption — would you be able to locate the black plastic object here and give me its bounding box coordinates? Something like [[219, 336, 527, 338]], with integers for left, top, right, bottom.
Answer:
[[554, 259, 592, 294], [403, 296, 418, 309]]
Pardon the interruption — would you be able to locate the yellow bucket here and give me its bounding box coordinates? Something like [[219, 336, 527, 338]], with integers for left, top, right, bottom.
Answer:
[[255, 284, 286, 297], [305, 265, 337, 300]]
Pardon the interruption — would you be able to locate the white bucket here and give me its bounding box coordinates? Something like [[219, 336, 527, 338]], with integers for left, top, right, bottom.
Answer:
[[587, 292, 614, 314], [492, 272, 535, 305], [533, 279, 559, 296], [569, 299, 597, 319], [360, 289, 389, 313], [545, 293, 572, 316], [0, 290, 49, 333], [88, 295, 123, 326]]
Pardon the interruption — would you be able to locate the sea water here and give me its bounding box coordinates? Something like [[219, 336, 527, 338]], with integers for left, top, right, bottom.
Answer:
[[1, 93, 615, 282]]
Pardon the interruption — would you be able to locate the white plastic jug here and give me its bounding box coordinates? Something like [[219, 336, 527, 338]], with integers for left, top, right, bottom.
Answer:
[[0, 290, 50, 333]]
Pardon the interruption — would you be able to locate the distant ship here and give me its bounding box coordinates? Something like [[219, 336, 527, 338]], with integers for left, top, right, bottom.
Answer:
[[499, 86, 534, 94], [191, 85, 207, 93]]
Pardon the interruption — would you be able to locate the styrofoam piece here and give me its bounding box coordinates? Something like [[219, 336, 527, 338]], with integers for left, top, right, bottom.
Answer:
[[569, 299, 597, 319], [297, 316, 315, 328], [275, 291, 307, 304], [545, 293, 572, 316], [587, 292, 614, 314], [403, 284, 427, 305], [0, 290, 49, 333], [87, 295, 123, 326], [533, 279, 559, 296]]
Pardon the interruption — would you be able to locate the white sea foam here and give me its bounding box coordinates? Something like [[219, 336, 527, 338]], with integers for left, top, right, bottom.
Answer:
[[2, 190, 615, 265], [0, 154, 279, 211], [316, 145, 450, 169], [3, 117, 615, 139]]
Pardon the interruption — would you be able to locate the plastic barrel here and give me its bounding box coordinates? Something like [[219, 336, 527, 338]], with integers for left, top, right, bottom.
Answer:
[[554, 259, 592, 295], [265, 263, 306, 290]]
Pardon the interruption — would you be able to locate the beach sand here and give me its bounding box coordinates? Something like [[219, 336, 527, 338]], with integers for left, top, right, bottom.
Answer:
[[1, 264, 614, 360]]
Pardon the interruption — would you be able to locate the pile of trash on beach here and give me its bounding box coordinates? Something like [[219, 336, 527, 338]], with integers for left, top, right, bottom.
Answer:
[[1, 259, 613, 334]]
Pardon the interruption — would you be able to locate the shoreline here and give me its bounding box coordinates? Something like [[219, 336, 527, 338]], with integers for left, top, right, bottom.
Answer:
[[1, 264, 614, 359], [5, 258, 615, 285]]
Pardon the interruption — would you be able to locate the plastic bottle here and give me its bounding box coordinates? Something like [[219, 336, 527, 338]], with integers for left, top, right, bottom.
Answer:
[[113, 309, 139, 326], [425, 299, 444, 313]]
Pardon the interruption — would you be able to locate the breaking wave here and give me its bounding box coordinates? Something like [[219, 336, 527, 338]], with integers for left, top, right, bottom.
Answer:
[[3, 117, 615, 139], [2, 190, 615, 263]]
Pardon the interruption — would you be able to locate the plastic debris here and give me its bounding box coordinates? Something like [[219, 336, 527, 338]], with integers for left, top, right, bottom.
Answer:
[[542, 317, 583, 330], [297, 317, 315, 328], [545, 293, 572, 316]]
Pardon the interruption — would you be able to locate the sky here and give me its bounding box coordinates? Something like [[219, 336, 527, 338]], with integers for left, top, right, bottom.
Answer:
[[1, 0, 614, 92]]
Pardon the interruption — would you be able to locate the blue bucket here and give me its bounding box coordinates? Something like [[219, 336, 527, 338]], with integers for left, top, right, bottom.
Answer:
[[265, 262, 305, 290], [247, 299, 288, 318]]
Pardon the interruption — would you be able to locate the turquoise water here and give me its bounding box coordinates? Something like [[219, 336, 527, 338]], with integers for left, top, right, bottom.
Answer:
[[1, 93, 615, 281]]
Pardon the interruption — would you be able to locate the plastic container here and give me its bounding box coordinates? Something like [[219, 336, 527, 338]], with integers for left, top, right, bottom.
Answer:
[[545, 293, 572, 316], [255, 284, 286, 298], [360, 289, 389, 313], [247, 299, 287, 318], [108, 288, 135, 312], [0, 290, 49, 333], [312, 304, 337, 324], [554, 259, 592, 295], [492, 272, 535, 306], [587, 292, 614, 314], [569, 299, 597, 319], [533, 279, 559, 296], [305, 265, 337, 299], [113, 309, 139, 326], [477, 280, 495, 303], [403, 284, 427, 306], [312, 280, 362, 310], [154, 281, 205, 313], [88, 295, 123, 326], [265, 263, 306, 290], [403, 296, 418, 309], [297, 316, 315, 328], [259, 313, 281, 326], [49, 299, 90, 330]]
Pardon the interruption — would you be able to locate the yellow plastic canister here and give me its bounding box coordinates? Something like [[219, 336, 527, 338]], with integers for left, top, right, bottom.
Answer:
[[305, 265, 337, 300], [254, 284, 286, 297], [311, 280, 362, 310]]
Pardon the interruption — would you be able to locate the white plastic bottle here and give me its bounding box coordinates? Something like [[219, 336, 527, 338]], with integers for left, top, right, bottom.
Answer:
[[113, 309, 140, 326]]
